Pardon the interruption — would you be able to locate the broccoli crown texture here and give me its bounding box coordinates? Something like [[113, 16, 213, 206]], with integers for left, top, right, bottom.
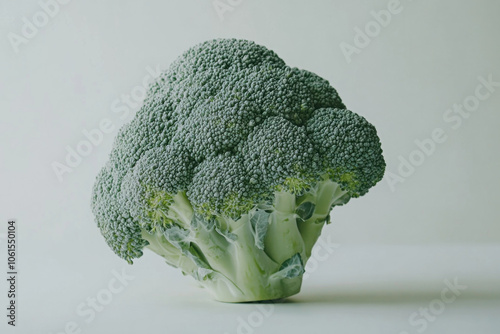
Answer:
[[91, 38, 385, 302]]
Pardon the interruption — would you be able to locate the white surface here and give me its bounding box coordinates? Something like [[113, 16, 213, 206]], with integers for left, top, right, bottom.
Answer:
[[4, 244, 500, 334], [0, 0, 499, 333]]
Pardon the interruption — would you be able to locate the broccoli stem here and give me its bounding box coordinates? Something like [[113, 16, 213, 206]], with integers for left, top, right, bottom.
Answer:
[[297, 220, 325, 259], [188, 220, 235, 279], [207, 214, 301, 302], [141, 230, 198, 275], [297, 179, 348, 259], [264, 191, 306, 264], [141, 179, 348, 302], [168, 191, 194, 226]]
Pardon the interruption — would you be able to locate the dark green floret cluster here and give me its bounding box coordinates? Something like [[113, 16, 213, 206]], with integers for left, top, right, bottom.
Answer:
[[91, 38, 385, 302]]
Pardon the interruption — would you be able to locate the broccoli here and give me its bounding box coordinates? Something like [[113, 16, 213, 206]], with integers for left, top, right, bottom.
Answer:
[[91, 38, 385, 302]]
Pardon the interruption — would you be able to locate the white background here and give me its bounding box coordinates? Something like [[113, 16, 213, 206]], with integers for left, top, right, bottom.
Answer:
[[0, 0, 499, 333]]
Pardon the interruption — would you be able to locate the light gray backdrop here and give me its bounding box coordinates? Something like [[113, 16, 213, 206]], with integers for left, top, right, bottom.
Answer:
[[0, 1, 499, 333]]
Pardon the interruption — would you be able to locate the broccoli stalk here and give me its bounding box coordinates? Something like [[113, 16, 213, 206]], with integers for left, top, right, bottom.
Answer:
[[138, 177, 348, 302]]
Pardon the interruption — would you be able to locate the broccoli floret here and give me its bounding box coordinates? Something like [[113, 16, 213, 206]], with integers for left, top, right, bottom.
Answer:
[[91, 38, 385, 302], [307, 108, 386, 197]]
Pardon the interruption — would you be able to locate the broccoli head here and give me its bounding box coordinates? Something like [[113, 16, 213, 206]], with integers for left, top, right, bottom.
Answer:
[[91, 38, 385, 302]]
